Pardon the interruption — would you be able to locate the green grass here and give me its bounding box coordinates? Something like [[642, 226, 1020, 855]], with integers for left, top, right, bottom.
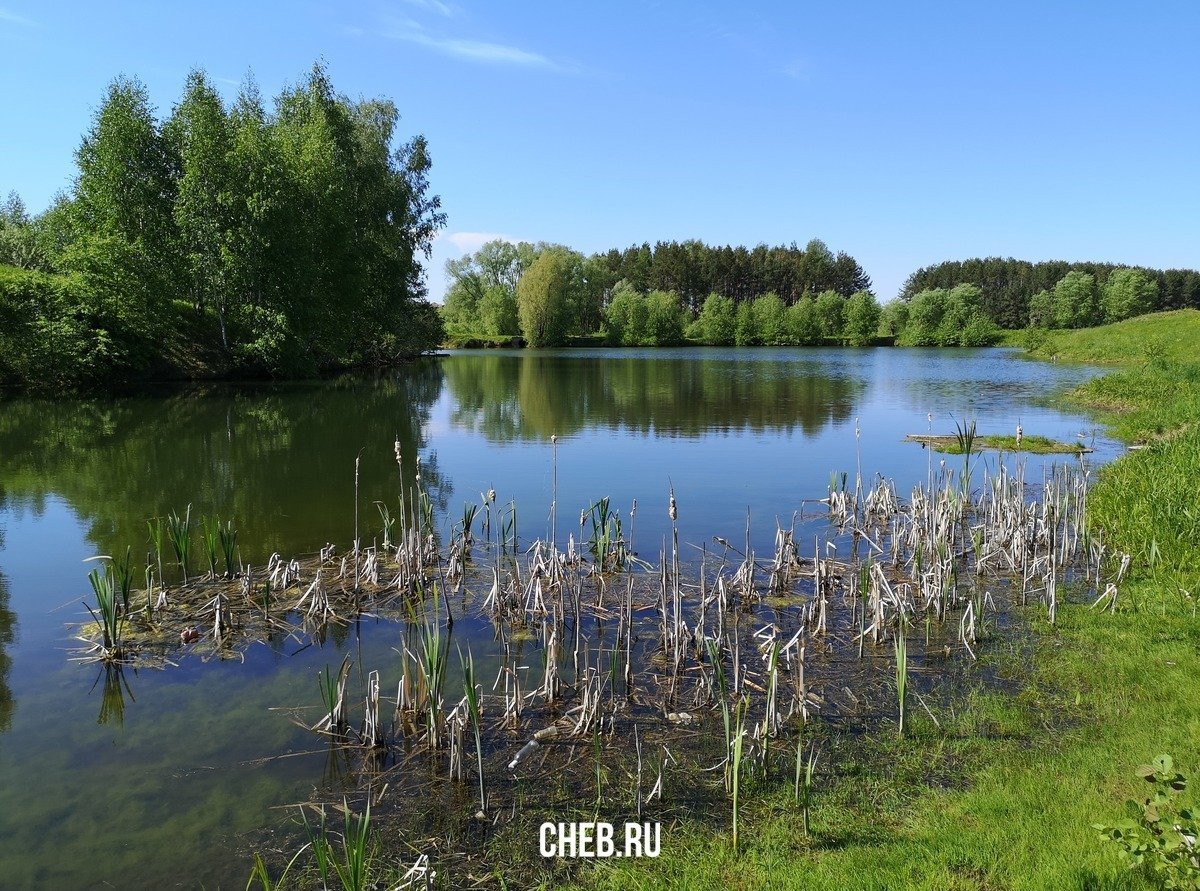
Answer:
[[912, 433, 1091, 455], [1024, 309, 1200, 366], [567, 310, 1200, 890]]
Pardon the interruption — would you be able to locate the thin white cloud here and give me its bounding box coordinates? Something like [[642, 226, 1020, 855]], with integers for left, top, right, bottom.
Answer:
[[0, 7, 35, 25], [399, 0, 453, 17], [418, 34, 553, 67], [376, 15, 563, 70]]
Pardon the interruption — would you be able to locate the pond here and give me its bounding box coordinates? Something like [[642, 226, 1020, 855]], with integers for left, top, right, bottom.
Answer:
[[0, 347, 1114, 887]]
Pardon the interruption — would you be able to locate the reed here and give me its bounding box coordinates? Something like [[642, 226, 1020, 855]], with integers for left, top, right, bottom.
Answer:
[[795, 740, 818, 837], [146, 517, 165, 596], [85, 561, 124, 659], [218, 518, 238, 578], [200, 516, 221, 580], [894, 628, 908, 737], [330, 799, 374, 891], [165, 505, 192, 582], [317, 656, 352, 735], [502, 499, 518, 552], [459, 647, 487, 813], [731, 695, 748, 854], [953, 417, 978, 494], [112, 545, 134, 615], [460, 502, 479, 547], [416, 620, 449, 746]]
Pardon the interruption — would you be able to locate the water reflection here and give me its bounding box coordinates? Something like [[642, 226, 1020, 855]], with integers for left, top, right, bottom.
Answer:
[[93, 663, 134, 727], [443, 351, 864, 442], [0, 365, 449, 562], [0, 574, 13, 735], [0, 485, 13, 735]]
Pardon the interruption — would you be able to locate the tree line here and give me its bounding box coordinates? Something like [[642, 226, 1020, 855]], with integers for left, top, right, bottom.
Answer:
[[0, 64, 444, 390], [441, 238, 884, 348], [596, 239, 872, 311], [901, 257, 1200, 329]]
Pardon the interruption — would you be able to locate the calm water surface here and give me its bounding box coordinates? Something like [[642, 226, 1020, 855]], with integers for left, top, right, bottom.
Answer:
[[0, 347, 1113, 887]]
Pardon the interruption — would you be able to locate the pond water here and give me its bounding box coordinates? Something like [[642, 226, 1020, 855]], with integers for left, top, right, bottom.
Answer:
[[0, 347, 1114, 887]]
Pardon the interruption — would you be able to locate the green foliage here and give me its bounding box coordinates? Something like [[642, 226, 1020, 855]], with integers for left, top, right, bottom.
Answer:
[[879, 298, 908, 338], [2, 63, 445, 390], [443, 239, 530, 338], [1052, 271, 1099, 329], [517, 247, 582, 347], [640, 290, 683, 345], [695, 293, 736, 345], [479, 284, 520, 336], [595, 238, 871, 315], [603, 280, 643, 346], [602, 283, 684, 346], [814, 290, 844, 341], [897, 286, 999, 347], [1103, 268, 1159, 324], [902, 256, 1200, 328], [86, 562, 125, 657], [0, 192, 48, 270], [960, 310, 1001, 346], [843, 290, 881, 346], [1095, 755, 1199, 889], [752, 292, 787, 345], [0, 264, 113, 388], [1027, 289, 1055, 328], [787, 295, 822, 345], [734, 300, 758, 346]]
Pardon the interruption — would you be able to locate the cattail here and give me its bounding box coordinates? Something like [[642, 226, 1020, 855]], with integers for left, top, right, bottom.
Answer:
[[668, 489, 677, 522], [487, 487, 496, 503]]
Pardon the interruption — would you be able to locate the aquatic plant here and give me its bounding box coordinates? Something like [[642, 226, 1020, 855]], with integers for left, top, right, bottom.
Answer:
[[459, 502, 479, 546], [112, 545, 134, 615], [85, 561, 124, 660], [375, 501, 396, 550], [460, 647, 487, 813], [586, 497, 627, 571], [953, 417, 978, 494], [200, 516, 221, 580], [316, 656, 352, 735], [331, 799, 375, 891], [146, 516, 166, 595], [731, 695, 749, 854], [218, 519, 238, 578], [795, 741, 818, 837], [165, 505, 192, 582], [895, 628, 908, 737]]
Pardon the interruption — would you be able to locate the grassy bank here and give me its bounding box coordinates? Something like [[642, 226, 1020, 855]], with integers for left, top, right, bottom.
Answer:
[[574, 310, 1200, 889]]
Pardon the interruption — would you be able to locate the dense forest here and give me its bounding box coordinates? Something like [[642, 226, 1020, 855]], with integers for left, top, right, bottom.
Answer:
[[595, 239, 872, 311], [440, 237, 881, 347], [901, 257, 1200, 328], [0, 64, 444, 390]]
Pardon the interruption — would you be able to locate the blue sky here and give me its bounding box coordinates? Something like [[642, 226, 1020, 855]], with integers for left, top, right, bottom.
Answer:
[[2, 1, 1198, 301]]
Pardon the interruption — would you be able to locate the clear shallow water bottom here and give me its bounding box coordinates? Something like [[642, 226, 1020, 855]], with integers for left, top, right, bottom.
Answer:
[[0, 347, 1114, 887]]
